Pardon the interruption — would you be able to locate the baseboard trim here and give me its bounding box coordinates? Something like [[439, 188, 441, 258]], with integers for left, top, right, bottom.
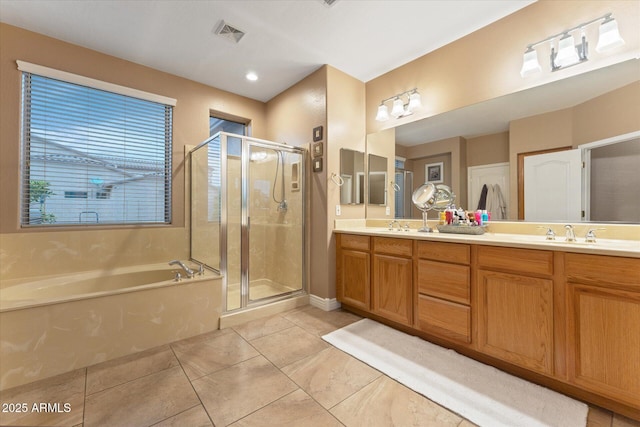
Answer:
[[309, 294, 341, 311]]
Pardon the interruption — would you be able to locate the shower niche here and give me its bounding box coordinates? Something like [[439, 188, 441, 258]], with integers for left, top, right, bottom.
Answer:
[[190, 132, 306, 312]]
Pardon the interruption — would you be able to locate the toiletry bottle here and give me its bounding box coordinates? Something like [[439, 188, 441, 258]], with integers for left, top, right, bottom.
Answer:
[[482, 210, 489, 224], [475, 210, 482, 226], [439, 211, 446, 225], [467, 211, 475, 224]]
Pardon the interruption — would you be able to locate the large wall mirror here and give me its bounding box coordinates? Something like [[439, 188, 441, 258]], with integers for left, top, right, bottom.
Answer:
[[339, 148, 365, 205], [368, 154, 388, 205], [370, 58, 640, 223]]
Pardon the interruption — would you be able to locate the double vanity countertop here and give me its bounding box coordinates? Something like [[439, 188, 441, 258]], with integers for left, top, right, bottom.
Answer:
[[334, 221, 640, 258]]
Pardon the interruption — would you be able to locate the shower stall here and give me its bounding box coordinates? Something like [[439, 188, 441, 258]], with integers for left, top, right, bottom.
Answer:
[[190, 132, 306, 312]]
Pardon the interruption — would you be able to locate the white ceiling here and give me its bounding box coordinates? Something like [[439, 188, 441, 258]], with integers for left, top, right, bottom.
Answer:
[[0, 0, 534, 102]]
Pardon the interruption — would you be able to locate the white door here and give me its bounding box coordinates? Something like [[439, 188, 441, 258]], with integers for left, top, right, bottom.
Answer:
[[524, 149, 582, 222], [468, 162, 509, 216]]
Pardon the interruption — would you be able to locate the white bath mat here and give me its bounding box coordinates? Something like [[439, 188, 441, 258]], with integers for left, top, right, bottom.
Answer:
[[322, 318, 587, 427]]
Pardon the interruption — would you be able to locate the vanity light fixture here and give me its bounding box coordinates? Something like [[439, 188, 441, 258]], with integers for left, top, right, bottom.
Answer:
[[375, 88, 421, 122], [520, 13, 624, 77], [596, 15, 625, 52]]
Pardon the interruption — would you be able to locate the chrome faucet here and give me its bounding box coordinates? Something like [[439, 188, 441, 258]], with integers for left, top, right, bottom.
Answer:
[[564, 225, 576, 242], [538, 226, 556, 241], [390, 220, 401, 231], [585, 228, 604, 243], [169, 260, 195, 278]]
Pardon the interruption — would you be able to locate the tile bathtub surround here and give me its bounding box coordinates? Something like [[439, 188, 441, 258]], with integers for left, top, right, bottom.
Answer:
[[0, 305, 638, 427], [0, 276, 222, 391]]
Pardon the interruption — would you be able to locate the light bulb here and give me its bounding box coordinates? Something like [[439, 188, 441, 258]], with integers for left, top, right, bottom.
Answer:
[[407, 91, 421, 111], [596, 17, 625, 52], [375, 104, 389, 122], [520, 47, 541, 77], [554, 33, 580, 68], [390, 98, 405, 118]]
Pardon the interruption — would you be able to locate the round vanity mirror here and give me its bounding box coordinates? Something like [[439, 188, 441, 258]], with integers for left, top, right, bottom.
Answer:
[[412, 183, 436, 232], [434, 184, 455, 210], [412, 184, 456, 232], [412, 183, 436, 208]]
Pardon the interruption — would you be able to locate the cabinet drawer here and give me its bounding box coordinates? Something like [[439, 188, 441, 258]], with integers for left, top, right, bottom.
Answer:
[[417, 294, 470, 343], [417, 241, 470, 265], [417, 260, 470, 304], [565, 253, 640, 289], [477, 245, 553, 276], [373, 237, 413, 257], [339, 234, 370, 251]]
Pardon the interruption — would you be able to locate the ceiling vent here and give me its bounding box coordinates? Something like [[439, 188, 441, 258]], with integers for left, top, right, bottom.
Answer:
[[214, 20, 246, 43], [320, 0, 339, 6]]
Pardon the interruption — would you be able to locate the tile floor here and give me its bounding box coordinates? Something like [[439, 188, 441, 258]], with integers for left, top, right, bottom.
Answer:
[[0, 305, 638, 427]]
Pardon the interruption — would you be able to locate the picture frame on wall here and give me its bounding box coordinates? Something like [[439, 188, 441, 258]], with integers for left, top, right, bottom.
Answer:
[[425, 162, 444, 183], [312, 157, 323, 173], [312, 141, 323, 157], [313, 126, 323, 142]]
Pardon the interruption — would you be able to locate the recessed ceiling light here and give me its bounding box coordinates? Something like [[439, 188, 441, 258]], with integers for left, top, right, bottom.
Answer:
[[246, 72, 258, 81]]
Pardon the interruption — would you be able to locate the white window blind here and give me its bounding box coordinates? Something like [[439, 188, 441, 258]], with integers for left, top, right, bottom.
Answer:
[[21, 72, 173, 226]]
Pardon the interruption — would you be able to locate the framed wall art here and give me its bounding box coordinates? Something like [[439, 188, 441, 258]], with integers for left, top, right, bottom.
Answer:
[[425, 162, 443, 183]]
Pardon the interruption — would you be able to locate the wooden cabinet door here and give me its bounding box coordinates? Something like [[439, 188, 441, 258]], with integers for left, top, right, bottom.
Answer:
[[372, 254, 412, 325], [337, 249, 370, 310], [477, 270, 554, 375], [567, 283, 640, 408]]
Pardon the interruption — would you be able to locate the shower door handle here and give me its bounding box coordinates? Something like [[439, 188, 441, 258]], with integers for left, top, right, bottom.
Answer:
[[247, 216, 250, 230]]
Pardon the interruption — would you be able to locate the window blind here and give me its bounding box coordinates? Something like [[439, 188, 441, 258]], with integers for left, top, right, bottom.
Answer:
[[21, 72, 173, 226]]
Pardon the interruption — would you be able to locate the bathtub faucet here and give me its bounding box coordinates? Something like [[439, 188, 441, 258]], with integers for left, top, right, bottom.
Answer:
[[169, 260, 195, 278]]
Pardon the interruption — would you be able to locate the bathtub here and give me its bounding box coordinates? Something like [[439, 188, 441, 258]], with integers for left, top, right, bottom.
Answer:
[[0, 263, 222, 391]]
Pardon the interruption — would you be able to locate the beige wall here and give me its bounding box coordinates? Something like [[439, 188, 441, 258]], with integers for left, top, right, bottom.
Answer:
[[0, 23, 266, 279], [265, 67, 330, 298], [573, 81, 640, 146], [467, 132, 510, 167], [365, 1, 640, 135]]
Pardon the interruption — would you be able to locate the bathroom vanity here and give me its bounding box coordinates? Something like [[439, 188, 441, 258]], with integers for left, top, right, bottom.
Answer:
[[335, 227, 640, 419]]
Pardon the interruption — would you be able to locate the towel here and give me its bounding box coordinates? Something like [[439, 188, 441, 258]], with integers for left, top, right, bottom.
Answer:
[[477, 184, 488, 210], [487, 184, 507, 219]]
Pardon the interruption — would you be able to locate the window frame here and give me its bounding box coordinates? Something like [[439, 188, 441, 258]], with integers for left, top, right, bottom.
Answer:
[[18, 61, 176, 228]]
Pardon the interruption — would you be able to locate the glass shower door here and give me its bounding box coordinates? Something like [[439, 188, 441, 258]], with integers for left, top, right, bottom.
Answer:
[[244, 142, 304, 304], [190, 132, 306, 312]]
